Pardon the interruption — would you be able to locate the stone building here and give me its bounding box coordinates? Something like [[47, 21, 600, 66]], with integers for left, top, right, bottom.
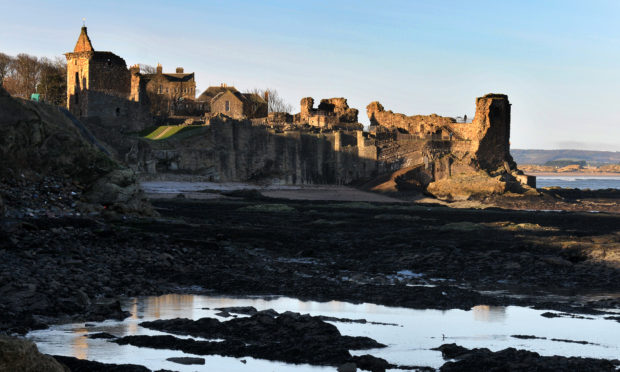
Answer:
[[196, 84, 268, 119], [208, 87, 267, 119], [65, 26, 132, 118], [65, 26, 202, 121], [140, 65, 199, 116], [196, 84, 239, 111]]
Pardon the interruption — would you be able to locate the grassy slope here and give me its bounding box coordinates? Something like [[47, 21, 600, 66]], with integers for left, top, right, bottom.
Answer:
[[143, 125, 205, 140]]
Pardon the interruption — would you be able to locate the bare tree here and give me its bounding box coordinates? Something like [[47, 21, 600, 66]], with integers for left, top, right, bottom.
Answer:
[[139, 64, 157, 74], [10, 53, 41, 98], [0, 52, 13, 84], [250, 88, 293, 113], [37, 57, 66, 105]]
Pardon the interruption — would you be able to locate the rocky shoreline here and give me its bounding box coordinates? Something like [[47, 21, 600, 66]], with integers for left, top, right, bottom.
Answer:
[[1, 189, 619, 370]]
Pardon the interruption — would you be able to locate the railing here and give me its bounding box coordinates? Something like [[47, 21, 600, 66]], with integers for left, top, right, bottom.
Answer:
[[453, 116, 473, 124]]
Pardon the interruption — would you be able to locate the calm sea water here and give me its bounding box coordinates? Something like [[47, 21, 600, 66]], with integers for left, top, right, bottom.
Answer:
[[536, 176, 620, 190], [28, 294, 620, 371]]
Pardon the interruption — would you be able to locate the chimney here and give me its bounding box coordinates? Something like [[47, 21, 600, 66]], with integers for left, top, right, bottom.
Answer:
[[129, 64, 140, 75], [156, 63, 163, 74], [264, 91, 269, 103], [176, 67, 184, 73]]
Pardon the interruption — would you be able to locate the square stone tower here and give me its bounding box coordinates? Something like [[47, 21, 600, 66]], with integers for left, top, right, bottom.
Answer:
[[65, 26, 131, 117]]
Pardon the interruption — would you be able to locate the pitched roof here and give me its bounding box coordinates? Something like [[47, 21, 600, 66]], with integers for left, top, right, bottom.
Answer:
[[210, 90, 267, 107], [197, 86, 239, 102], [74, 27, 94, 53], [141, 72, 195, 83], [211, 90, 242, 103], [242, 93, 267, 105]]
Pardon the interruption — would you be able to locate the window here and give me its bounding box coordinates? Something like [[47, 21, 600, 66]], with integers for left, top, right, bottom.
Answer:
[[225, 100, 230, 112], [115, 107, 120, 117], [75, 72, 79, 86], [158, 85, 163, 94]]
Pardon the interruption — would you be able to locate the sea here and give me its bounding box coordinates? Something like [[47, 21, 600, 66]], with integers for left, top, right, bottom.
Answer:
[[535, 175, 620, 190]]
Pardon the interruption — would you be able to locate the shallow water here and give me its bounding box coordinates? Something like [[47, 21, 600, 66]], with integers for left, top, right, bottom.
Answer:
[[140, 181, 301, 194], [536, 176, 620, 190], [28, 295, 620, 371]]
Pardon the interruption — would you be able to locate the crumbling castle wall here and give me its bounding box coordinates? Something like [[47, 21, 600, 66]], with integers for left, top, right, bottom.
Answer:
[[129, 93, 530, 198], [367, 101, 455, 138], [298, 97, 361, 130], [135, 119, 378, 184], [449, 94, 513, 171], [365, 94, 530, 198]]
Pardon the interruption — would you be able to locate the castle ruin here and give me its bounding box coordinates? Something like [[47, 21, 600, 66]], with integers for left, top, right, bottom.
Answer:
[[65, 26, 534, 198]]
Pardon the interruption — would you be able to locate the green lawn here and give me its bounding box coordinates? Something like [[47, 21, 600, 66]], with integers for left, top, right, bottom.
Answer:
[[143, 125, 204, 140]]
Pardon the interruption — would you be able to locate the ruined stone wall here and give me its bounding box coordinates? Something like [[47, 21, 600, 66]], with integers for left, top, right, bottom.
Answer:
[[367, 101, 455, 137], [448, 94, 513, 171], [318, 98, 359, 123], [298, 97, 359, 128], [127, 93, 527, 196], [267, 112, 293, 125], [299, 97, 314, 121], [134, 119, 378, 184]]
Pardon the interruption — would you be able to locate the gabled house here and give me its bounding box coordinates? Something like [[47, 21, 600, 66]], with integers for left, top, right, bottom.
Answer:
[[208, 86, 267, 119]]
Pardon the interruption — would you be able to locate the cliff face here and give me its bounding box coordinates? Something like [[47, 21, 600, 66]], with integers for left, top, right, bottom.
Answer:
[[0, 88, 153, 214], [366, 94, 531, 199], [130, 93, 531, 198], [132, 117, 378, 185]]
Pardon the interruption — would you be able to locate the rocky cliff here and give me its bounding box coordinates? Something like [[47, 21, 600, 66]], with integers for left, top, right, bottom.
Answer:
[[128, 93, 531, 199], [0, 86, 153, 216], [131, 116, 378, 185]]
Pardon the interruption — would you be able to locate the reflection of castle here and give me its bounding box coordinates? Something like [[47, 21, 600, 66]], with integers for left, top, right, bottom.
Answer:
[[472, 305, 507, 322]]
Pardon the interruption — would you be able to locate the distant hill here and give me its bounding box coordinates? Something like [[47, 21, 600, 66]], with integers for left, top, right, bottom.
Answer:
[[511, 149, 620, 165]]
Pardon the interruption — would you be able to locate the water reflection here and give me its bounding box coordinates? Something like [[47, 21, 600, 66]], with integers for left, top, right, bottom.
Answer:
[[472, 305, 507, 323], [144, 294, 195, 319], [27, 294, 620, 371], [71, 328, 88, 360]]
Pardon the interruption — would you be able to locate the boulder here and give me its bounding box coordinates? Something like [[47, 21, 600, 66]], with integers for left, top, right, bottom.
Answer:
[[0, 336, 69, 372], [426, 172, 507, 200], [84, 168, 155, 215]]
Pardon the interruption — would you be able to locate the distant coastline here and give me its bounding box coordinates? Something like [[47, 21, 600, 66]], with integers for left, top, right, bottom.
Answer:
[[526, 172, 620, 177]]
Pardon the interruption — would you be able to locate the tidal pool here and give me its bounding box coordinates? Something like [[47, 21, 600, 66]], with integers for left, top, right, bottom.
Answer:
[[28, 294, 620, 371]]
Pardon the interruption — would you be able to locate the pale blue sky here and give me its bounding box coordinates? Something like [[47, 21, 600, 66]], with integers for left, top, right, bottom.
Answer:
[[2, 0, 619, 150]]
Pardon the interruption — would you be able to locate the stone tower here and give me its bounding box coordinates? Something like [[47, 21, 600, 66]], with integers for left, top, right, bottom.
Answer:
[[65, 26, 131, 117]]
